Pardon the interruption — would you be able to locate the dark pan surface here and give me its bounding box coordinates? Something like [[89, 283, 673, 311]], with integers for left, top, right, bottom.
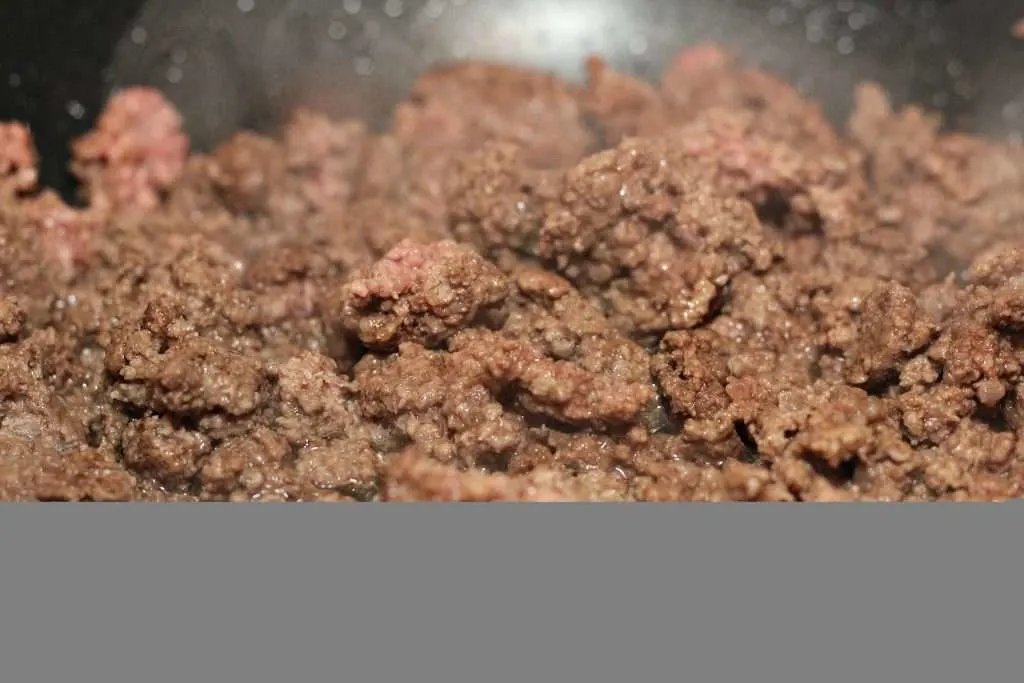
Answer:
[[2, 0, 1022, 195]]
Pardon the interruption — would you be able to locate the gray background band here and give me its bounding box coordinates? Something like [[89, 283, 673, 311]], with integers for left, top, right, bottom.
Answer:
[[1, 504, 1021, 683]]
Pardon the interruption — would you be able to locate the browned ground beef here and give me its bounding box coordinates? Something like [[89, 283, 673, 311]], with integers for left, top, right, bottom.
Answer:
[[3, 43, 1024, 501]]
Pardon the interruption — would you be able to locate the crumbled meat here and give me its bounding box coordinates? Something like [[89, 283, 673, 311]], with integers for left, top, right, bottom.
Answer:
[[0, 122, 39, 194], [660, 43, 841, 152], [71, 87, 189, 212], [353, 341, 529, 468], [21, 191, 102, 280], [0, 295, 26, 340], [832, 281, 936, 386], [393, 61, 594, 168], [539, 137, 778, 336], [108, 336, 269, 418], [2, 45, 1024, 501], [381, 447, 595, 502], [120, 416, 211, 492], [279, 109, 369, 215], [461, 267, 656, 428], [849, 83, 1024, 269], [209, 131, 284, 215], [330, 238, 510, 351], [653, 329, 731, 423], [447, 142, 560, 270], [197, 427, 295, 501], [582, 57, 665, 145], [1, 445, 138, 501]]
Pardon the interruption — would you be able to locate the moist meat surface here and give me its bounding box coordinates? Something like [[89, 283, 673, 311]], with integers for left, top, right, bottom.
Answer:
[[3, 45, 1024, 501]]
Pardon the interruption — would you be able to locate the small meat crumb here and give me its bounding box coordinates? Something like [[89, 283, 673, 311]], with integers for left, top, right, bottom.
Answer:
[[0, 122, 39, 193], [331, 238, 510, 350], [71, 87, 189, 212]]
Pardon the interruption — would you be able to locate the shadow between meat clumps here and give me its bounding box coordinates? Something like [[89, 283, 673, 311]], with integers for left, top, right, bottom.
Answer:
[[2, 44, 1024, 502]]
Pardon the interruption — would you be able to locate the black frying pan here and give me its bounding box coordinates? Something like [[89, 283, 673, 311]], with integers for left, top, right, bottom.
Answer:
[[2, 0, 1022, 198]]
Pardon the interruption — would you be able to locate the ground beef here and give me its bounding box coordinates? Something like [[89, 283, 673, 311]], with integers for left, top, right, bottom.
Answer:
[[0, 295, 25, 340], [2, 46, 1023, 501], [70, 87, 189, 213], [848, 83, 1024, 268], [329, 239, 510, 351], [832, 281, 936, 387], [582, 57, 667, 145], [538, 137, 779, 337], [392, 61, 594, 169], [0, 122, 38, 195], [382, 447, 606, 502]]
